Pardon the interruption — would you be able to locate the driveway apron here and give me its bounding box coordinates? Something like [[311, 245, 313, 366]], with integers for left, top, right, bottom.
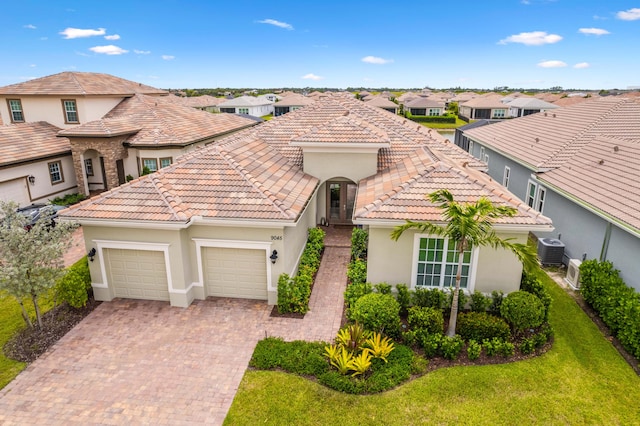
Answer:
[[0, 227, 351, 425]]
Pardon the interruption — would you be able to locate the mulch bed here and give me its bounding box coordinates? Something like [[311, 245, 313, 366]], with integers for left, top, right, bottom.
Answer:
[[4, 299, 101, 363]]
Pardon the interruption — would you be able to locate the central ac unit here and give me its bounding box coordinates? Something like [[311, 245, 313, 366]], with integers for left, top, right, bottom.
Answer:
[[565, 259, 582, 289]]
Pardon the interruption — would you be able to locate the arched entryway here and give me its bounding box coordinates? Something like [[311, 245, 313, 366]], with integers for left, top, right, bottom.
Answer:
[[325, 178, 357, 225]]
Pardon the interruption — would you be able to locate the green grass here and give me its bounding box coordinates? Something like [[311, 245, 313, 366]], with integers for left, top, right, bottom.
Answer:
[[419, 116, 471, 129], [0, 291, 55, 389], [224, 269, 640, 425]]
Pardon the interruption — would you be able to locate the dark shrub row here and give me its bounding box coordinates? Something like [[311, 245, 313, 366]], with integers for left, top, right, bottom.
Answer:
[[580, 260, 640, 360], [406, 114, 456, 123], [277, 227, 325, 314]]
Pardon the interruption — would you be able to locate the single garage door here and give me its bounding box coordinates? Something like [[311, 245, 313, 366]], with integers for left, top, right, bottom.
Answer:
[[203, 247, 267, 300], [104, 248, 169, 301], [0, 178, 30, 206]]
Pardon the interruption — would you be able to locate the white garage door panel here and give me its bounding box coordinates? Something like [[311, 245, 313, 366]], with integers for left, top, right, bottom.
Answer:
[[105, 248, 169, 301], [204, 247, 267, 300], [0, 179, 30, 206]]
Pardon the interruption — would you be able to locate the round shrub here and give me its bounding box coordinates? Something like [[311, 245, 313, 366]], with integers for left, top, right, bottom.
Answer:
[[500, 291, 545, 333], [350, 293, 401, 337], [407, 306, 444, 335], [456, 311, 511, 342]]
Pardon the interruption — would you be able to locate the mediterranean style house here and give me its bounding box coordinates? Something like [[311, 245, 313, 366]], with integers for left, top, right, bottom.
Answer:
[[0, 72, 258, 201], [459, 97, 640, 291], [60, 93, 552, 307]]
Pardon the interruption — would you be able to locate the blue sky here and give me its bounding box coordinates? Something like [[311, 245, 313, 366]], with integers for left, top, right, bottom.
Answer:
[[3, 0, 640, 90]]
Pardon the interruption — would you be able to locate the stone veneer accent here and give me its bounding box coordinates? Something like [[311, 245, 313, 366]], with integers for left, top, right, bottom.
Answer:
[[69, 136, 129, 194]]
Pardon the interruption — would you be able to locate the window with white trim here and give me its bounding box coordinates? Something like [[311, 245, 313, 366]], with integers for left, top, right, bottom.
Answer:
[[84, 158, 94, 176], [237, 108, 249, 114], [468, 140, 474, 155], [527, 180, 546, 212], [48, 161, 63, 184], [62, 99, 79, 123], [428, 108, 440, 116], [160, 157, 172, 168], [8, 99, 24, 122], [527, 181, 537, 208], [480, 146, 485, 160], [493, 109, 506, 118], [537, 187, 546, 212], [503, 166, 510, 187], [416, 237, 473, 289], [484, 153, 490, 165]]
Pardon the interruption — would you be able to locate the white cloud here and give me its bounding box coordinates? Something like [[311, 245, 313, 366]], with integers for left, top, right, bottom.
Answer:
[[24, 24, 37, 29], [162, 55, 175, 60], [60, 27, 106, 39], [302, 73, 324, 81], [362, 55, 393, 64], [578, 28, 610, 36], [89, 45, 128, 55], [29, 64, 36, 67], [574, 62, 590, 69], [537, 60, 567, 68], [104, 34, 120, 40], [617, 8, 640, 20], [257, 19, 293, 30], [498, 31, 562, 46], [134, 49, 151, 54]]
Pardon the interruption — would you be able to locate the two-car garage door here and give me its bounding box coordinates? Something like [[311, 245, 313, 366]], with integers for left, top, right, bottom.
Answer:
[[203, 247, 268, 300], [104, 248, 170, 301]]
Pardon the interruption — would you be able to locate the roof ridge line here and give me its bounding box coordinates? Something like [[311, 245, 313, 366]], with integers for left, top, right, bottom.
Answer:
[[216, 143, 297, 220], [149, 173, 190, 221]]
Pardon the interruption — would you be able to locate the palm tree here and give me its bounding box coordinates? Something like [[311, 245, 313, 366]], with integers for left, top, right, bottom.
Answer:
[[391, 189, 538, 337]]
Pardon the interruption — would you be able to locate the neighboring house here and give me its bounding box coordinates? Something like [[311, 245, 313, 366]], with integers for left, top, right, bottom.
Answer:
[[217, 95, 274, 117], [404, 97, 445, 116], [459, 94, 508, 120], [60, 93, 552, 308], [506, 97, 559, 118], [274, 93, 314, 116], [168, 94, 225, 113], [0, 122, 77, 206], [260, 93, 279, 102], [363, 95, 398, 114], [461, 97, 640, 291], [57, 94, 258, 195], [449, 91, 477, 104], [0, 72, 167, 129]]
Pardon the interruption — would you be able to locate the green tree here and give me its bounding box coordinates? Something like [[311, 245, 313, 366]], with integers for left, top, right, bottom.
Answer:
[[390, 189, 537, 337], [0, 201, 77, 328]]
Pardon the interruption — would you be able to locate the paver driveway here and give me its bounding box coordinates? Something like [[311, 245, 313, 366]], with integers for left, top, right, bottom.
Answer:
[[0, 239, 350, 425]]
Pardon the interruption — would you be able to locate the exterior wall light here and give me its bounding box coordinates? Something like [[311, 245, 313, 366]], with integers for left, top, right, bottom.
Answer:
[[88, 248, 96, 262], [28, 175, 35, 185], [270, 250, 278, 264]]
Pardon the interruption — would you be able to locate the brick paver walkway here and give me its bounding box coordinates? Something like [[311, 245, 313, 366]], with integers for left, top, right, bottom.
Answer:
[[0, 226, 352, 425]]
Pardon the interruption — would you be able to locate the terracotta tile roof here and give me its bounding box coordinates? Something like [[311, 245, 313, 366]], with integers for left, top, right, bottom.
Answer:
[[62, 138, 319, 222], [552, 96, 595, 107], [459, 94, 506, 109], [450, 92, 478, 103], [506, 98, 559, 109], [217, 95, 273, 108], [363, 96, 397, 109], [275, 94, 315, 107], [464, 97, 635, 169], [534, 93, 563, 103], [538, 136, 640, 231], [0, 72, 167, 96], [0, 122, 70, 167], [355, 147, 551, 226], [58, 94, 258, 146], [163, 94, 225, 108], [61, 93, 484, 223]]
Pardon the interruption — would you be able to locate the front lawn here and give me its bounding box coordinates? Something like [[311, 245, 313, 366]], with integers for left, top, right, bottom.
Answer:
[[224, 269, 640, 425], [0, 291, 54, 389]]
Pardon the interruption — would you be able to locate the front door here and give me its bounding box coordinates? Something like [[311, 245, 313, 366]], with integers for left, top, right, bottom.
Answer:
[[327, 181, 356, 225]]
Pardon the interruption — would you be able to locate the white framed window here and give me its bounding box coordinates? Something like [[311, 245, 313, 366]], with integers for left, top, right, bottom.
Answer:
[[414, 236, 474, 289], [8, 99, 24, 122], [48, 161, 64, 184], [537, 187, 546, 212], [493, 109, 506, 118], [142, 158, 158, 172], [160, 157, 172, 168], [468, 140, 474, 155], [62, 99, 79, 123], [84, 158, 94, 176], [484, 153, 490, 165], [480, 146, 485, 160], [428, 108, 440, 116], [527, 181, 537, 208], [237, 108, 249, 114], [503, 166, 510, 187]]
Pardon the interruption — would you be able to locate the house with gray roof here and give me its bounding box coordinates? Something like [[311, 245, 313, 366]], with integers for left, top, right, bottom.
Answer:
[[218, 95, 274, 117], [59, 93, 551, 308], [459, 94, 508, 121], [274, 93, 314, 116], [506, 97, 559, 118], [461, 97, 640, 291], [404, 97, 446, 116], [363, 95, 398, 114]]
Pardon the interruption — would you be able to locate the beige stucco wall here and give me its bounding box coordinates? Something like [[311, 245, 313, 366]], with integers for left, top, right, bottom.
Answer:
[[367, 225, 527, 294], [0, 96, 123, 128], [302, 151, 378, 183], [0, 155, 77, 206]]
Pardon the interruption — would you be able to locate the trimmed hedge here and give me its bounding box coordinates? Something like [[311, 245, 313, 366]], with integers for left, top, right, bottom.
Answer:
[[500, 291, 545, 334], [407, 306, 444, 335], [277, 227, 325, 314], [580, 260, 640, 360], [56, 257, 92, 308], [350, 293, 401, 337], [406, 114, 457, 124], [456, 311, 511, 342]]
